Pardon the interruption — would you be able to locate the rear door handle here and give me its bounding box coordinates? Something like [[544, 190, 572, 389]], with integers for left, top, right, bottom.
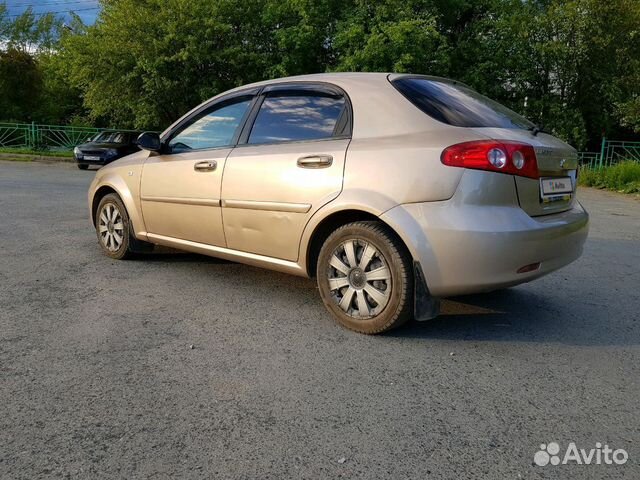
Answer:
[[297, 155, 333, 169], [194, 160, 217, 172]]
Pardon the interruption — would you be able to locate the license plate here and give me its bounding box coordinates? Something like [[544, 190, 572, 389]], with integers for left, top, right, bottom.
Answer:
[[540, 176, 573, 198], [84, 155, 101, 161]]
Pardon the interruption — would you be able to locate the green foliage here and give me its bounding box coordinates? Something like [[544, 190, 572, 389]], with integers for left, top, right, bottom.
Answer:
[[0, 48, 42, 121], [36, 52, 85, 124], [0, 6, 82, 124], [0, 147, 74, 158], [263, 0, 344, 77], [0, 7, 63, 52], [579, 161, 640, 193], [450, 0, 640, 149], [332, 0, 449, 73], [618, 97, 640, 132], [62, 0, 283, 129]]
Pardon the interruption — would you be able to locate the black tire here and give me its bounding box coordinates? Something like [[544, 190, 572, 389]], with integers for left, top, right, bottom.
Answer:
[[77, 164, 89, 170], [95, 193, 153, 259], [316, 221, 413, 334]]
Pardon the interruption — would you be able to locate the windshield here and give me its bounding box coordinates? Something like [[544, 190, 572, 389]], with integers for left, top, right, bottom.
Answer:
[[391, 77, 535, 130], [91, 132, 128, 144]]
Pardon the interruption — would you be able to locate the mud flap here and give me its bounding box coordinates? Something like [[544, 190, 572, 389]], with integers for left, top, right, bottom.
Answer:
[[414, 261, 440, 321], [129, 229, 155, 253]]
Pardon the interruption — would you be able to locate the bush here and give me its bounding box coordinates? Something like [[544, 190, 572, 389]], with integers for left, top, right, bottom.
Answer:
[[579, 161, 640, 193]]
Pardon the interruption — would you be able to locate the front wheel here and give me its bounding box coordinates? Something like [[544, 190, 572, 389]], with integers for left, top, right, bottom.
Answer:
[[316, 221, 413, 334], [95, 193, 137, 259], [77, 164, 89, 170]]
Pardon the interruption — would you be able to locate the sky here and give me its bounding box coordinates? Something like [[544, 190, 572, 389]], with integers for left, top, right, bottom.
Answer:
[[4, 0, 101, 25]]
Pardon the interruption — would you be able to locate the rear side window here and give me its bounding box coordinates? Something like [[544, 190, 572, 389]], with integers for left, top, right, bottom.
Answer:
[[391, 77, 535, 130], [248, 93, 346, 144]]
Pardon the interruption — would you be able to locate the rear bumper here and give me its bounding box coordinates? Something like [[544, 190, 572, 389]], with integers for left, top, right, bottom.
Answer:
[[381, 198, 589, 297]]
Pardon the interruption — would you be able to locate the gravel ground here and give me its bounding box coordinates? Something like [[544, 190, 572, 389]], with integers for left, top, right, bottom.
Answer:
[[0, 160, 638, 479]]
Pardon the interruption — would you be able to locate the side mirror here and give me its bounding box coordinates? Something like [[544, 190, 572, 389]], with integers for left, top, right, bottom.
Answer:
[[136, 132, 162, 152]]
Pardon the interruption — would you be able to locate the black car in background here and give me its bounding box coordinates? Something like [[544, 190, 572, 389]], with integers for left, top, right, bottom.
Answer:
[[74, 131, 142, 170]]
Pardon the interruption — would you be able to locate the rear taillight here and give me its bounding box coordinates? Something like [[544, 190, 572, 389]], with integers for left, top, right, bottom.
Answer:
[[441, 140, 539, 179]]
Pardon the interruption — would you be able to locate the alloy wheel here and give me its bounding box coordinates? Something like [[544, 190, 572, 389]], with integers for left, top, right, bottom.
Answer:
[[327, 239, 392, 319], [98, 203, 125, 252]]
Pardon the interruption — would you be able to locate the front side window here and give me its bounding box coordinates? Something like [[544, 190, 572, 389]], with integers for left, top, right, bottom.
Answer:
[[168, 97, 252, 152], [392, 77, 535, 130], [248, 93, 346, 144]]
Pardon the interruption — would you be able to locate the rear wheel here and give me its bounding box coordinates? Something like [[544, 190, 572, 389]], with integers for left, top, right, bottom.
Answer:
[[77, 164, 89, 170], [316, 221, 413, 334]]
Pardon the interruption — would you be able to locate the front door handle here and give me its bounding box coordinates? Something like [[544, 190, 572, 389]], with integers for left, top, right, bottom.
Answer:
[[297, 155, 333, 169], [194, 160, 217, 172]]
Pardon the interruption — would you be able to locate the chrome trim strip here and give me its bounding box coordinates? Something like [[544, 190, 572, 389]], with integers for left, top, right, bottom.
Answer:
[[221, 199, 311, 213], [141, 196, 220, 207], [146, 233, 306, 277]]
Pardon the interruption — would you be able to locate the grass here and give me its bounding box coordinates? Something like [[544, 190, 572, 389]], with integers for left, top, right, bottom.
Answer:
[[579, 161, 640, 194], [0, 147, 74, 158]]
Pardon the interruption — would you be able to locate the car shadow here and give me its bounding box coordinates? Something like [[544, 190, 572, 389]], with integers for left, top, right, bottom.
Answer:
[[129, 250, 636, 348], [390, 288, 636, 347]]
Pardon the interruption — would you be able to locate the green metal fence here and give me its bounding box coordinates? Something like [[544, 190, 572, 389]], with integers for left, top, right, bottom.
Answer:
[[577, 151, 602, 169], [2, 123, 639, 165], [0, 123, 29, 149], [578, 138, 640, 170], [0, 122, 119, 151]]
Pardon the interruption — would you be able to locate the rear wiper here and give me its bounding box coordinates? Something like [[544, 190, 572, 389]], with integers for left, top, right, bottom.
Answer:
[[528, 124, 545, 136]]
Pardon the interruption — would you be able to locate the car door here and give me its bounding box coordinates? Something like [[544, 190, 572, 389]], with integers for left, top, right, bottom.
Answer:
[[140, 93, 255, 246], [221, 83, 351, 261]]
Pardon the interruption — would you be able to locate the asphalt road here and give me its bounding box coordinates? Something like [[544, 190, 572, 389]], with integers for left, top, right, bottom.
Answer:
[[1, 160, 639, 479]]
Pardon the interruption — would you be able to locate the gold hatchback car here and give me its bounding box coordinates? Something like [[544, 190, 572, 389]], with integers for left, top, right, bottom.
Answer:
[[88, 73, 589, 334]]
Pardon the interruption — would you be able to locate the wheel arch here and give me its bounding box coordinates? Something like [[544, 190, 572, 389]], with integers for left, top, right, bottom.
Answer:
[[304, 206, 441, 324], [91, 185, 118, 226], [304, 208, 414, 279], [89, 175, 147, 239]]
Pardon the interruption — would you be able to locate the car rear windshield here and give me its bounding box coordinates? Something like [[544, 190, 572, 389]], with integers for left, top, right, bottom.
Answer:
[[391, 77, 535, 130]]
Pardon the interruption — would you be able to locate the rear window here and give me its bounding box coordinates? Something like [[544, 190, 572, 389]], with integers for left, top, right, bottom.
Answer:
[[391, 77, 535, 130], [248, 93, 346, 144]]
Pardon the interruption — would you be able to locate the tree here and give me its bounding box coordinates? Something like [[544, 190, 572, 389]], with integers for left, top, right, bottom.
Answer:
[[0, 6, 81, 124], [1, 7, 62, 53], [62, 0, 279, 129], [262, 0, 344, 77], [0, 47, 42, 121], [36, 51, 86, 125], [577, 0, 640, 142], [450, 0, 640, 149], [332, 0, 448, 74]]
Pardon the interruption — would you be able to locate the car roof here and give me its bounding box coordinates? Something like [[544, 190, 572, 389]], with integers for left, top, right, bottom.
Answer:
[[221, 72, 465, 93], [233, 72, 391, 89], [212, 73, 398, 100]]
